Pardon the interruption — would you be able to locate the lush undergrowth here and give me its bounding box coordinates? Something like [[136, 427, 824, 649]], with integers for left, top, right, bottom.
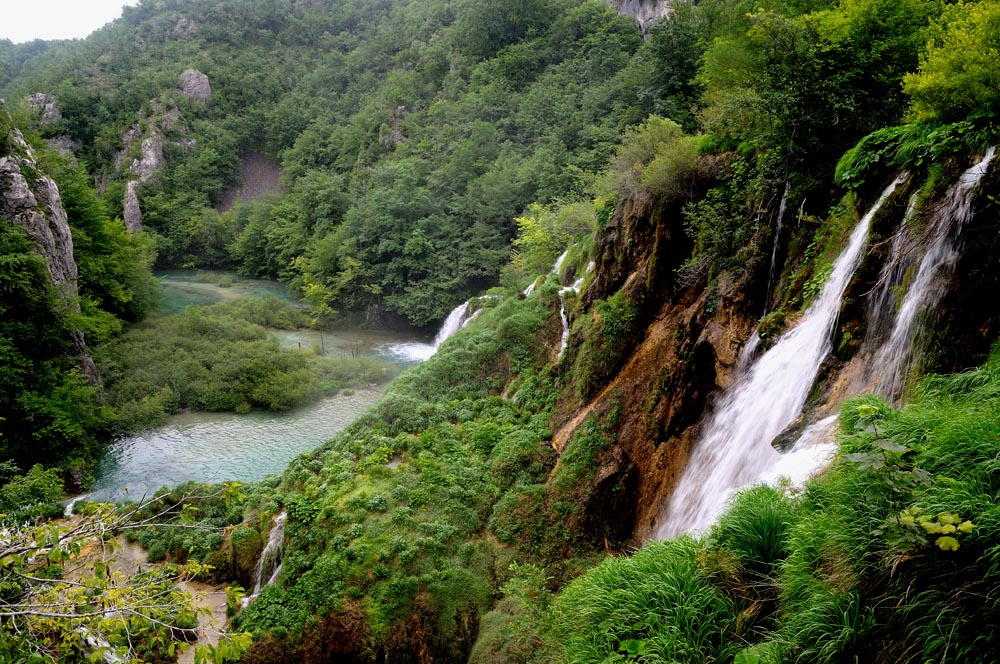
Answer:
[[95, 296, 395, 431], [488, 348, 1000, 663], [227, 286, 623, 661]]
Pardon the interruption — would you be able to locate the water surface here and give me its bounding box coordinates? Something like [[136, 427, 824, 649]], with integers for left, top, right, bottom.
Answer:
[[91, 389, 385, 501]]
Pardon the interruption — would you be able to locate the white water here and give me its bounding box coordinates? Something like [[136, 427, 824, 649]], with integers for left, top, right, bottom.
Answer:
[[765, 183, 790, 308], [869, 149, 995, 400], [523, 249, 573, 296], [243, 511, 287, 607], [386, 302, 471, 362], [558, 276, 586, 358], [657, 175, 905, 539]]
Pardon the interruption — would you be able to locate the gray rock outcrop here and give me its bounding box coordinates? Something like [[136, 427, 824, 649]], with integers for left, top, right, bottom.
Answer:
[[602, 0, 672, 36], [173, 17, 199, 37], [0, 111, 100, 384], [180, 69, 212, 102], [132, 132, 164, 183], [25, 93, 62, 126], [124, 181, 144, 231]]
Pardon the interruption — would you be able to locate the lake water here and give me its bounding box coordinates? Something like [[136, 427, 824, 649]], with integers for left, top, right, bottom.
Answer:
[[88, 271, 427, 501]]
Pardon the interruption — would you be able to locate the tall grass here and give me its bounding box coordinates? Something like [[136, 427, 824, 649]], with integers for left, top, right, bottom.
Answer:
[[551, 538, 739, 663]]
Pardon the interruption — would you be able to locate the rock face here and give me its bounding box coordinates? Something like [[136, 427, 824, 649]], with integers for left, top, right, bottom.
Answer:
[[132, 132, 164, 182], [180, 69, 212, 102], [0, 110, 100, 384], [25, 93, 62, 126], [124, 181, 144, 231], [173, 17, 199, 37], [602, 0, 672, 36]]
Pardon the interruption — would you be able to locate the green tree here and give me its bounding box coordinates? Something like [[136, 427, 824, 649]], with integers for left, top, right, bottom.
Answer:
[[904, 0, 1000, 122]]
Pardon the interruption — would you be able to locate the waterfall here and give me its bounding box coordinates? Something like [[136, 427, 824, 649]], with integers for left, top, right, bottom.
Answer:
[[558, 276, 586, 358], [868, 149, 995, 400], [243, 511, 287, 606], [386, 302, 472, 362], [656, 175, 905, 539], [524, 249, 572, 296], [765, 182, 790, 309]]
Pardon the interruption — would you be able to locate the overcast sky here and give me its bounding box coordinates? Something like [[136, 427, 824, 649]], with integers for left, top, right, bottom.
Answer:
[[2, 0, 141, 43]]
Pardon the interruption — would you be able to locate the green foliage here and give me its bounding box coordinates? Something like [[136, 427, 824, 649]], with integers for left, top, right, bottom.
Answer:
[[835, 120, 991, 188], [710, 484, 799, 578], [904, 1, 1000, 122], [602, 115, 704, 202], [96, 297, 395, 428], [573, 291, 638, 400], [0, 496, 252, 662], [551, 538, 739, 664], [0, 217, 110, 471], [0, 464, 64, 513]]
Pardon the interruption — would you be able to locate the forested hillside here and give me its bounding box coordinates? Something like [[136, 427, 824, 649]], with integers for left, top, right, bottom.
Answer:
[[2, 0, 1000, 661], [3, 0, 671, 327]]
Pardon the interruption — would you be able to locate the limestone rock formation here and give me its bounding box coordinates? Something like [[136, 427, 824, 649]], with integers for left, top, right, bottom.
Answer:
[[180, 68, 212, 102], [602, 0, 672, 36], [124, 181, 143, 231], [132, 132, 164, 182], [25, 93, 62, 126], [0, 110, 100, 384], [173, 17, 199, 37]]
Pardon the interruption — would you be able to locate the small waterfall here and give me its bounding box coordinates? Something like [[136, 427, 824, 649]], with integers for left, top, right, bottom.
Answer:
[[657, 175, 905, 538], [243, 511, 287, 607], [558, 276, 586, 358], [765, 182, 790, 309], [552, 249, 569, 278], [524, 249, 573, 296], [869, 149, 995, 400], [387, 302, 471, 362]]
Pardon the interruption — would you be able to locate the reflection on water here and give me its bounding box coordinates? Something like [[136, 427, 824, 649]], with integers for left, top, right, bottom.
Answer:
[[91, 389, 385, 501]]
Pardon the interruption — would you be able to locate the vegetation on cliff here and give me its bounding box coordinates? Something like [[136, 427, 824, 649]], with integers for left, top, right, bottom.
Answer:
[[1, 0, 1000, 660]]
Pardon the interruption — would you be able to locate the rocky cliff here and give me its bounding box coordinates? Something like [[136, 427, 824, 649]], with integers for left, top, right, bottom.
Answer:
[[602, 0, 673, 36], [551, 150, 1000, 544], [0, 104, 100, 384]]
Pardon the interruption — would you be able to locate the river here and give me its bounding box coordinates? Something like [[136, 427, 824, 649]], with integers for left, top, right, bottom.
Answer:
[[88, 271, 428, 502]]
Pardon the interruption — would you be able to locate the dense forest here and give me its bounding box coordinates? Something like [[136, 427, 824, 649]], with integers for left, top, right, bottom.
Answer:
[[1, 0, 1000, 661]]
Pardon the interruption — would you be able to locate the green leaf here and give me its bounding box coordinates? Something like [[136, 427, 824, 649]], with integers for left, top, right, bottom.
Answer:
[[872, 438, 910, 454], [936, 536, 960, 551]]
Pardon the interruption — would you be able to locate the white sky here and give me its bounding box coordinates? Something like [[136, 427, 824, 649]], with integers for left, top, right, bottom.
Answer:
[[2, 0, 141, 44]]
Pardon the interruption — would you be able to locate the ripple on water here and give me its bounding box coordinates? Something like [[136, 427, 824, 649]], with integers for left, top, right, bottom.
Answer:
[[91, 389, 386, 502]]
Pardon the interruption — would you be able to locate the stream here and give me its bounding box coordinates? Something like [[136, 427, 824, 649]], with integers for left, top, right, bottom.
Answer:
[[88, 271, 429, 502]]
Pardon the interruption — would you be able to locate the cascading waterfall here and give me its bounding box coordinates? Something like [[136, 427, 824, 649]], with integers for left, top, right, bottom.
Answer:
[[523, 249, 571, 296], [558, 276, 585, 358], [657, 175, 905, 539], [387, 302, 471, 362], [868, 149, 995, 400], [243, 511, 287, 606]]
